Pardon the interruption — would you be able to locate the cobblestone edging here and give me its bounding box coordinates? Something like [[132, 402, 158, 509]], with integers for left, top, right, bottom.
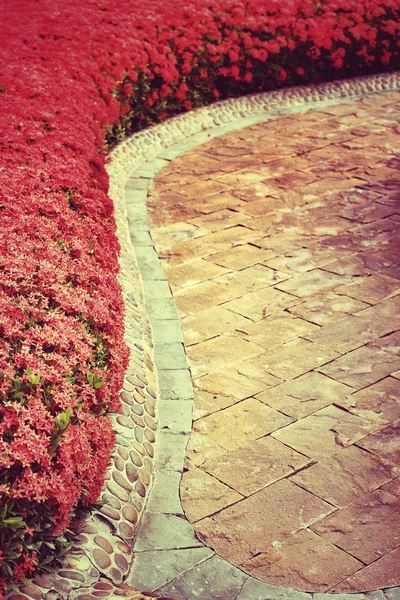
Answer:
[[6, 72, 399, 600]]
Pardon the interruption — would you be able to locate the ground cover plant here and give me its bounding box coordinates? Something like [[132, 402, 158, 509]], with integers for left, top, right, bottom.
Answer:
[[1, 0, 399, 592]]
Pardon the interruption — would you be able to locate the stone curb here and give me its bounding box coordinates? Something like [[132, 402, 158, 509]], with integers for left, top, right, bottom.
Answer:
[[6, 72, 400, 600]]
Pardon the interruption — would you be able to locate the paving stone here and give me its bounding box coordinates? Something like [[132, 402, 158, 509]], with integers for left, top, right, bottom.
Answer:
[[292, 445, 397, 508], [275, 269, 348, 297], [256, 371, 352, 419], [214, 264, 289, 293], [236, 577, 311, 600], [158, 400, 193, 434], [186, 333, 264, 378], [156, 555, 248, 600], [181, 467, 242, 522], [332, 546, 400, 592], [181, 306, 251, 346], [206, 244, 275, 270], [304, 314, 395, 353], [318, 347, 400, 389], [195, 479, 334, 566], [312, 488, 400, 564], [232, 357, 283, 388], [187, 208, 252, 232], [195, 367, 266, 400], [133, 513, 202, 551], [165, 257, 231, 290], [335, 274, 400, 304], [242, 529, 363, 592], [192, 390, 238, 420], [272, 405, 381, 460], [356, 422, 400, 464], [128, 547, 214, 592], [157, 369, 193, 400], [368, 330, 400, 355], [154, 343, 187, 370], [201, 436, 311, 496], [238, 314, 318, 351], [338, 377, 400, 424], [193, 398, 293, 451], [259, 338, 338, 381], [224, 286, 302, 321], [185, 430, 226, 467]]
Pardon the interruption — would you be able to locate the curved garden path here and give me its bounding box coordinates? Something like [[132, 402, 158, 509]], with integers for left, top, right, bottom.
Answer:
[[127, 85, 400, 598]]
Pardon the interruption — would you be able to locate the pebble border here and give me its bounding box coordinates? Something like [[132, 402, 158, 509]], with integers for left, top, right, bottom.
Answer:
[[6, 72, 400, 600]]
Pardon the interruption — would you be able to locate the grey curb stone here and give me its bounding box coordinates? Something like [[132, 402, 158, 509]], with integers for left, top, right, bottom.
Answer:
[[128, 547, 214, 592], [143, 280, 173, 299], [133, 513, 203, 551], [155, 432, 190, 472], [154, 342, 188, 370], [157, 369, 194, 400], [129, 230, 154, 246], [158, 399, 193, 434], [125, 176, 152, 190], [151, 319, 184, 344], [155, 555, 248, 599], [385, 590, 400, 600], [145, 471, 184, 514], [147, 297, 179, 318]]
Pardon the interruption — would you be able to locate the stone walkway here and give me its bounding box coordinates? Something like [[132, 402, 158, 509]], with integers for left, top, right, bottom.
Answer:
[[143, 91, 400, 594]]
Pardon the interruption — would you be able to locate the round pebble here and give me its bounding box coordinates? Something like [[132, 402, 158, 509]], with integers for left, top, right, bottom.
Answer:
[[92, 548, 112, 570], [94, 535, 113, 554], [122, 505, 138, 524], [112, 470, 132, 492]]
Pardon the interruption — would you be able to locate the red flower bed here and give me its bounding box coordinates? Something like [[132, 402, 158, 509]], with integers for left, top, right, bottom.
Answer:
[[0, 0, 399, 591]]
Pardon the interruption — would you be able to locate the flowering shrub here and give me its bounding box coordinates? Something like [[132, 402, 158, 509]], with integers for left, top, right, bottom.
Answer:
[[0, 0, 399, 592]]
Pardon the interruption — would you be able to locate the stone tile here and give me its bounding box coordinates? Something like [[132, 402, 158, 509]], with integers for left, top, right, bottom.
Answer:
[[134, 513, 202, 551], [237, 314, 318, 351], [356, 422, 400, 464], [338, 377, 400, 424], [181, 467, 243, 522], [201, 436, 311, 496], [312, 488, 400, 564], [165, 258, 230, 290], [355, 294, 400, 323], [368, 330, 400, 355], [260, 338, 338, 380], [178, 179, 231, 199], [128, 547, 214, 592], [272, 405, 381, 460], [192, 390, 238, 420], [239, 196, 287, 216], [185, 430, 226, 468], [193, 398, 293, 451], [275, 269, 349, 297], [206, 244, 275, 270], [224, 287, 302, 321], [214, 264, 289, 293], [318, 347, 400, 389], [292, 445, 397, 508], [232, 357, 283, 388], [236, 577, 311, 600], [181, 306, 250, 346], [186, 333, 264, 378], [264, 247, 339, 274], [303, 314, 395, 353], [335, 274, 400, 304], [195, 479, 334, 566], [242, 529, 363, 593], [195, 367, 266, 400], [256, 371, 352, 419], [187, 208, 252, 232], [174, 279, 242, 314], [156, 555, 248, 600], [288, 292, 370, 326]]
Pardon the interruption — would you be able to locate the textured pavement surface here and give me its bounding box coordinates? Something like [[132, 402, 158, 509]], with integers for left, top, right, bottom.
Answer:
[[146, 91, 400, 594]]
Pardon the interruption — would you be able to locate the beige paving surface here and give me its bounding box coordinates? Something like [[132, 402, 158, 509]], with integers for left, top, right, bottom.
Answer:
[[148, 92, 400, 593]]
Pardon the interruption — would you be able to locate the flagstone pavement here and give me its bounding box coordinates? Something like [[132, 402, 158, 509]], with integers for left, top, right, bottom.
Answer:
[[145, 91, 400, 594]]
